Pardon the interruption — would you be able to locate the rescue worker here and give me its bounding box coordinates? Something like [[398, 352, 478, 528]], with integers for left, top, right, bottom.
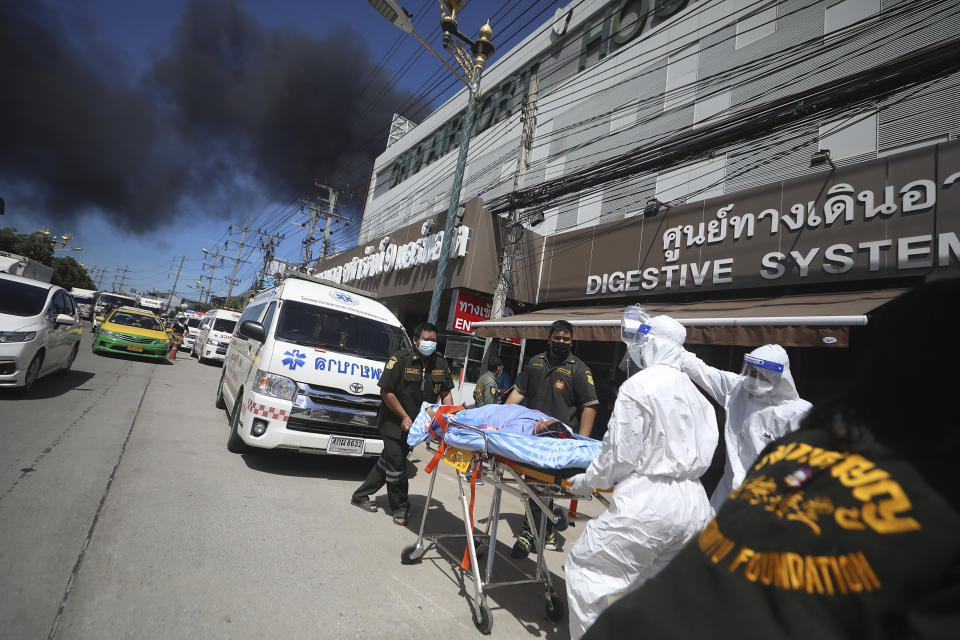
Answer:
[[583, 279, 960, 639], [505, 319, 598, 554], [473, 356, 503, 407], [351, 322, 454, 526], [564, 308, 719, 640], [680, 343, 812, 510]]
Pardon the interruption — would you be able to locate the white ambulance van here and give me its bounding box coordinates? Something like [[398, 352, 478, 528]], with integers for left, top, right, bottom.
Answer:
[[193, 308, 240, 364], [217, 272, 410, 458]]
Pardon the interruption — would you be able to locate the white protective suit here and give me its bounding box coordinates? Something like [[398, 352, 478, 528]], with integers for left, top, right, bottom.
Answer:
[[681, 343, 812, 511], [564, 316, 718, 640]]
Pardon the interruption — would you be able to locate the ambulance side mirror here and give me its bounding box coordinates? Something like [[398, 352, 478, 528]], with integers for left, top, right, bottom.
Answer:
[[238, 320, 265, 343]]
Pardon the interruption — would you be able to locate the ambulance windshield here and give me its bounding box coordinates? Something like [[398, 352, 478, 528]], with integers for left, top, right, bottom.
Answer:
[[275, 301, 408, 360]]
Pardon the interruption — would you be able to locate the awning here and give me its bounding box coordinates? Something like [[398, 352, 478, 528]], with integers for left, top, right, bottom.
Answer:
[[472, 288, 908, 347]]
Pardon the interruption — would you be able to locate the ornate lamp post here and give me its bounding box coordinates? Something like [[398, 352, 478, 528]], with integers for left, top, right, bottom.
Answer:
[[366, 0, 495, 324]]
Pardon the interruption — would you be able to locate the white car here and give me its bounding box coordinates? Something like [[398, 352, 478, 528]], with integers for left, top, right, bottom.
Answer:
[[0, 273, 83, 389], [192, 308, 240, 364]]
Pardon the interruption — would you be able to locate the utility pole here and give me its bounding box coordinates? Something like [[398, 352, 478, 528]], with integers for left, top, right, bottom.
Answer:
[[89, 266, 107, 290], [482, 73, 538, 369], [295, 181, 349, 270], [255, 231, 286, 290], [166, 255, 185, 314], [114, 265, 130, 294], [201, 246, 224, 305], [224, 219, 254, 305]]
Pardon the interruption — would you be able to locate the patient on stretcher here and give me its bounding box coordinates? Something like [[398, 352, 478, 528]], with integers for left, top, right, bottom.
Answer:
[[425, 404, 572, 437]]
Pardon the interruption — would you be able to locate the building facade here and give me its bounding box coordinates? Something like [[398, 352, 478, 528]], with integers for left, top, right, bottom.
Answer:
[[314, 0, 960, 406]]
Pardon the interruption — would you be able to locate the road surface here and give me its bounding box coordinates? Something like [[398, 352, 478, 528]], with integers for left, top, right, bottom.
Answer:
[[0, 327, 604, 639]]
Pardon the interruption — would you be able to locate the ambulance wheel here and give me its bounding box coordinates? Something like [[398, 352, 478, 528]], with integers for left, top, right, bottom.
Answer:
[[552, 506, 569, 532], [471, 603, 493, 634], [215, 372, 227, 410], [400, 544, 423, 565], [226, 394, 249, 453], [545, 590, 565, 622]]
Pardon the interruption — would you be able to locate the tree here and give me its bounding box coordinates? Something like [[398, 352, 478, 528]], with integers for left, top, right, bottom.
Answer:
[[0, 227, 56, 265], [52, 256, 95, 291]]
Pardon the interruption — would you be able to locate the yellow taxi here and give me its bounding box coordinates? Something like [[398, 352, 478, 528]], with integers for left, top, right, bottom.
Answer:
[[92, 306, 170, 360]]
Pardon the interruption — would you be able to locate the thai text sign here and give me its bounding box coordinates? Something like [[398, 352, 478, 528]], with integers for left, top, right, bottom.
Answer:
[[449, 289, 519, 338], [539, 142, 960, 302]]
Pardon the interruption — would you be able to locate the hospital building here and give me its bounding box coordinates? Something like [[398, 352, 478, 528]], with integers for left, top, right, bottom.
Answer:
[[313, 0, 960, 405]]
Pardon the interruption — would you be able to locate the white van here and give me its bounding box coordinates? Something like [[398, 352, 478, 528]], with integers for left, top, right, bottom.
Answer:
[[181, 313, 205, 351], [217, 273, 409, 458], [192, 308, 240, 364]]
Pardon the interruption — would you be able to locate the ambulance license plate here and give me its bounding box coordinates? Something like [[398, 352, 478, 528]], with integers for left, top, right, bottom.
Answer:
[[126, 344, 143, 352], [328, 436, 364, 456]]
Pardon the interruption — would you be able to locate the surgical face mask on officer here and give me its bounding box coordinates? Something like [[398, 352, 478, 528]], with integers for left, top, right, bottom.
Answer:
[[548, 331, 572, 359], [740, 354, 784, 396], [415, 334, 437, 357]]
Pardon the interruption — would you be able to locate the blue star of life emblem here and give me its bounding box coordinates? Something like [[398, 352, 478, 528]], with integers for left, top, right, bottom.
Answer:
[[282, 349, 306, 370]]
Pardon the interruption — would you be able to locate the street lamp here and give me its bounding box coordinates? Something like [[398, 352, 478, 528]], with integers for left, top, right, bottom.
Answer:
[[367, 0, 495, 324]]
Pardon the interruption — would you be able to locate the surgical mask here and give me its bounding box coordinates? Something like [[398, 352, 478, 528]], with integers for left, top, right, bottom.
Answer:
[[550, 341, 571, 358], [417, 340, 437, 356]]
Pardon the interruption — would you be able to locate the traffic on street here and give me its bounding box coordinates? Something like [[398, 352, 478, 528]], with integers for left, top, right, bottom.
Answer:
[[0, 323, 592, 639], [4, 0, 959, 637]]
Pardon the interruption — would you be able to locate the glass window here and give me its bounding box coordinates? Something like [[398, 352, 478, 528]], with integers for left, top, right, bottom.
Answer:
[[261, 302, 277, 335], [237, 303, 265, 328], [97, 293, 135, 309], [819, 111, 877, 160], [274, 300, 409, 360], [2, 280, 49, 316], [53, 291, 71, 315], [212, 318, 237, 333], [186, 318, 202, 328], [110, 312, 163, 332]]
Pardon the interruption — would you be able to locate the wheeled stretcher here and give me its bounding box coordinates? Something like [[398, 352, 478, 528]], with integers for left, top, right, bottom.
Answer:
[[401, 408, 606, 634]]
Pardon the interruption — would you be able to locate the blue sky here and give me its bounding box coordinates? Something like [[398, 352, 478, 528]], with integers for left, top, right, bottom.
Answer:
[[2, 0, 566, 298]]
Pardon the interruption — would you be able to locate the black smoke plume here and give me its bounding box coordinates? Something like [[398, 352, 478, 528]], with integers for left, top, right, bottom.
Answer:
[[0, 0, 430, 232]]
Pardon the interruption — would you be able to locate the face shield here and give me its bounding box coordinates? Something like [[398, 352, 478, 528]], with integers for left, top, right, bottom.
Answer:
[[741, 353, 785, 396], [621, 305, 652, 368]]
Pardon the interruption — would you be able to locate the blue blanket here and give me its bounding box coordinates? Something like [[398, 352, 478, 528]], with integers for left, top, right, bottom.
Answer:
[[406, 403, 603, 471]]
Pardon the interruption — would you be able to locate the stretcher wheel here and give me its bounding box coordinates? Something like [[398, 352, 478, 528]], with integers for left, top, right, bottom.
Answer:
[[552, 506, 570, 532], [472, 603, 493, 634], [400, 543, 423, 565], [545, 590, 565, 622]]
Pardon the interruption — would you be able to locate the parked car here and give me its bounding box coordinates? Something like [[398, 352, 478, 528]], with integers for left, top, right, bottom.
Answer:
[[91, 306, 170, 360], [191, 308, 240, 364], [0, 273, 82, 389], [217, 273, 408, 457]]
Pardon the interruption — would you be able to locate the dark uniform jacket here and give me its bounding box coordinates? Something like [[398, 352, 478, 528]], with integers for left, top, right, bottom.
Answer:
[[515, 351, 598, 430], [473, 370, 500, 407], [584, 425, 960, 639], [377, 347, 454, 439]]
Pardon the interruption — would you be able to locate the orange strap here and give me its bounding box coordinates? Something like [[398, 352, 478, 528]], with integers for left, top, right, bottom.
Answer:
[[460, 457, 481, 571], [422, 405, 464, 474]]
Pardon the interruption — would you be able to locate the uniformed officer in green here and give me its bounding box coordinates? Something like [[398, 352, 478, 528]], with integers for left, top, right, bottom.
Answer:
[[473, 356, 503, 407], [506, 320, 598, 436], [351, 322, 454, 526], [506, 319, 598, 554]]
